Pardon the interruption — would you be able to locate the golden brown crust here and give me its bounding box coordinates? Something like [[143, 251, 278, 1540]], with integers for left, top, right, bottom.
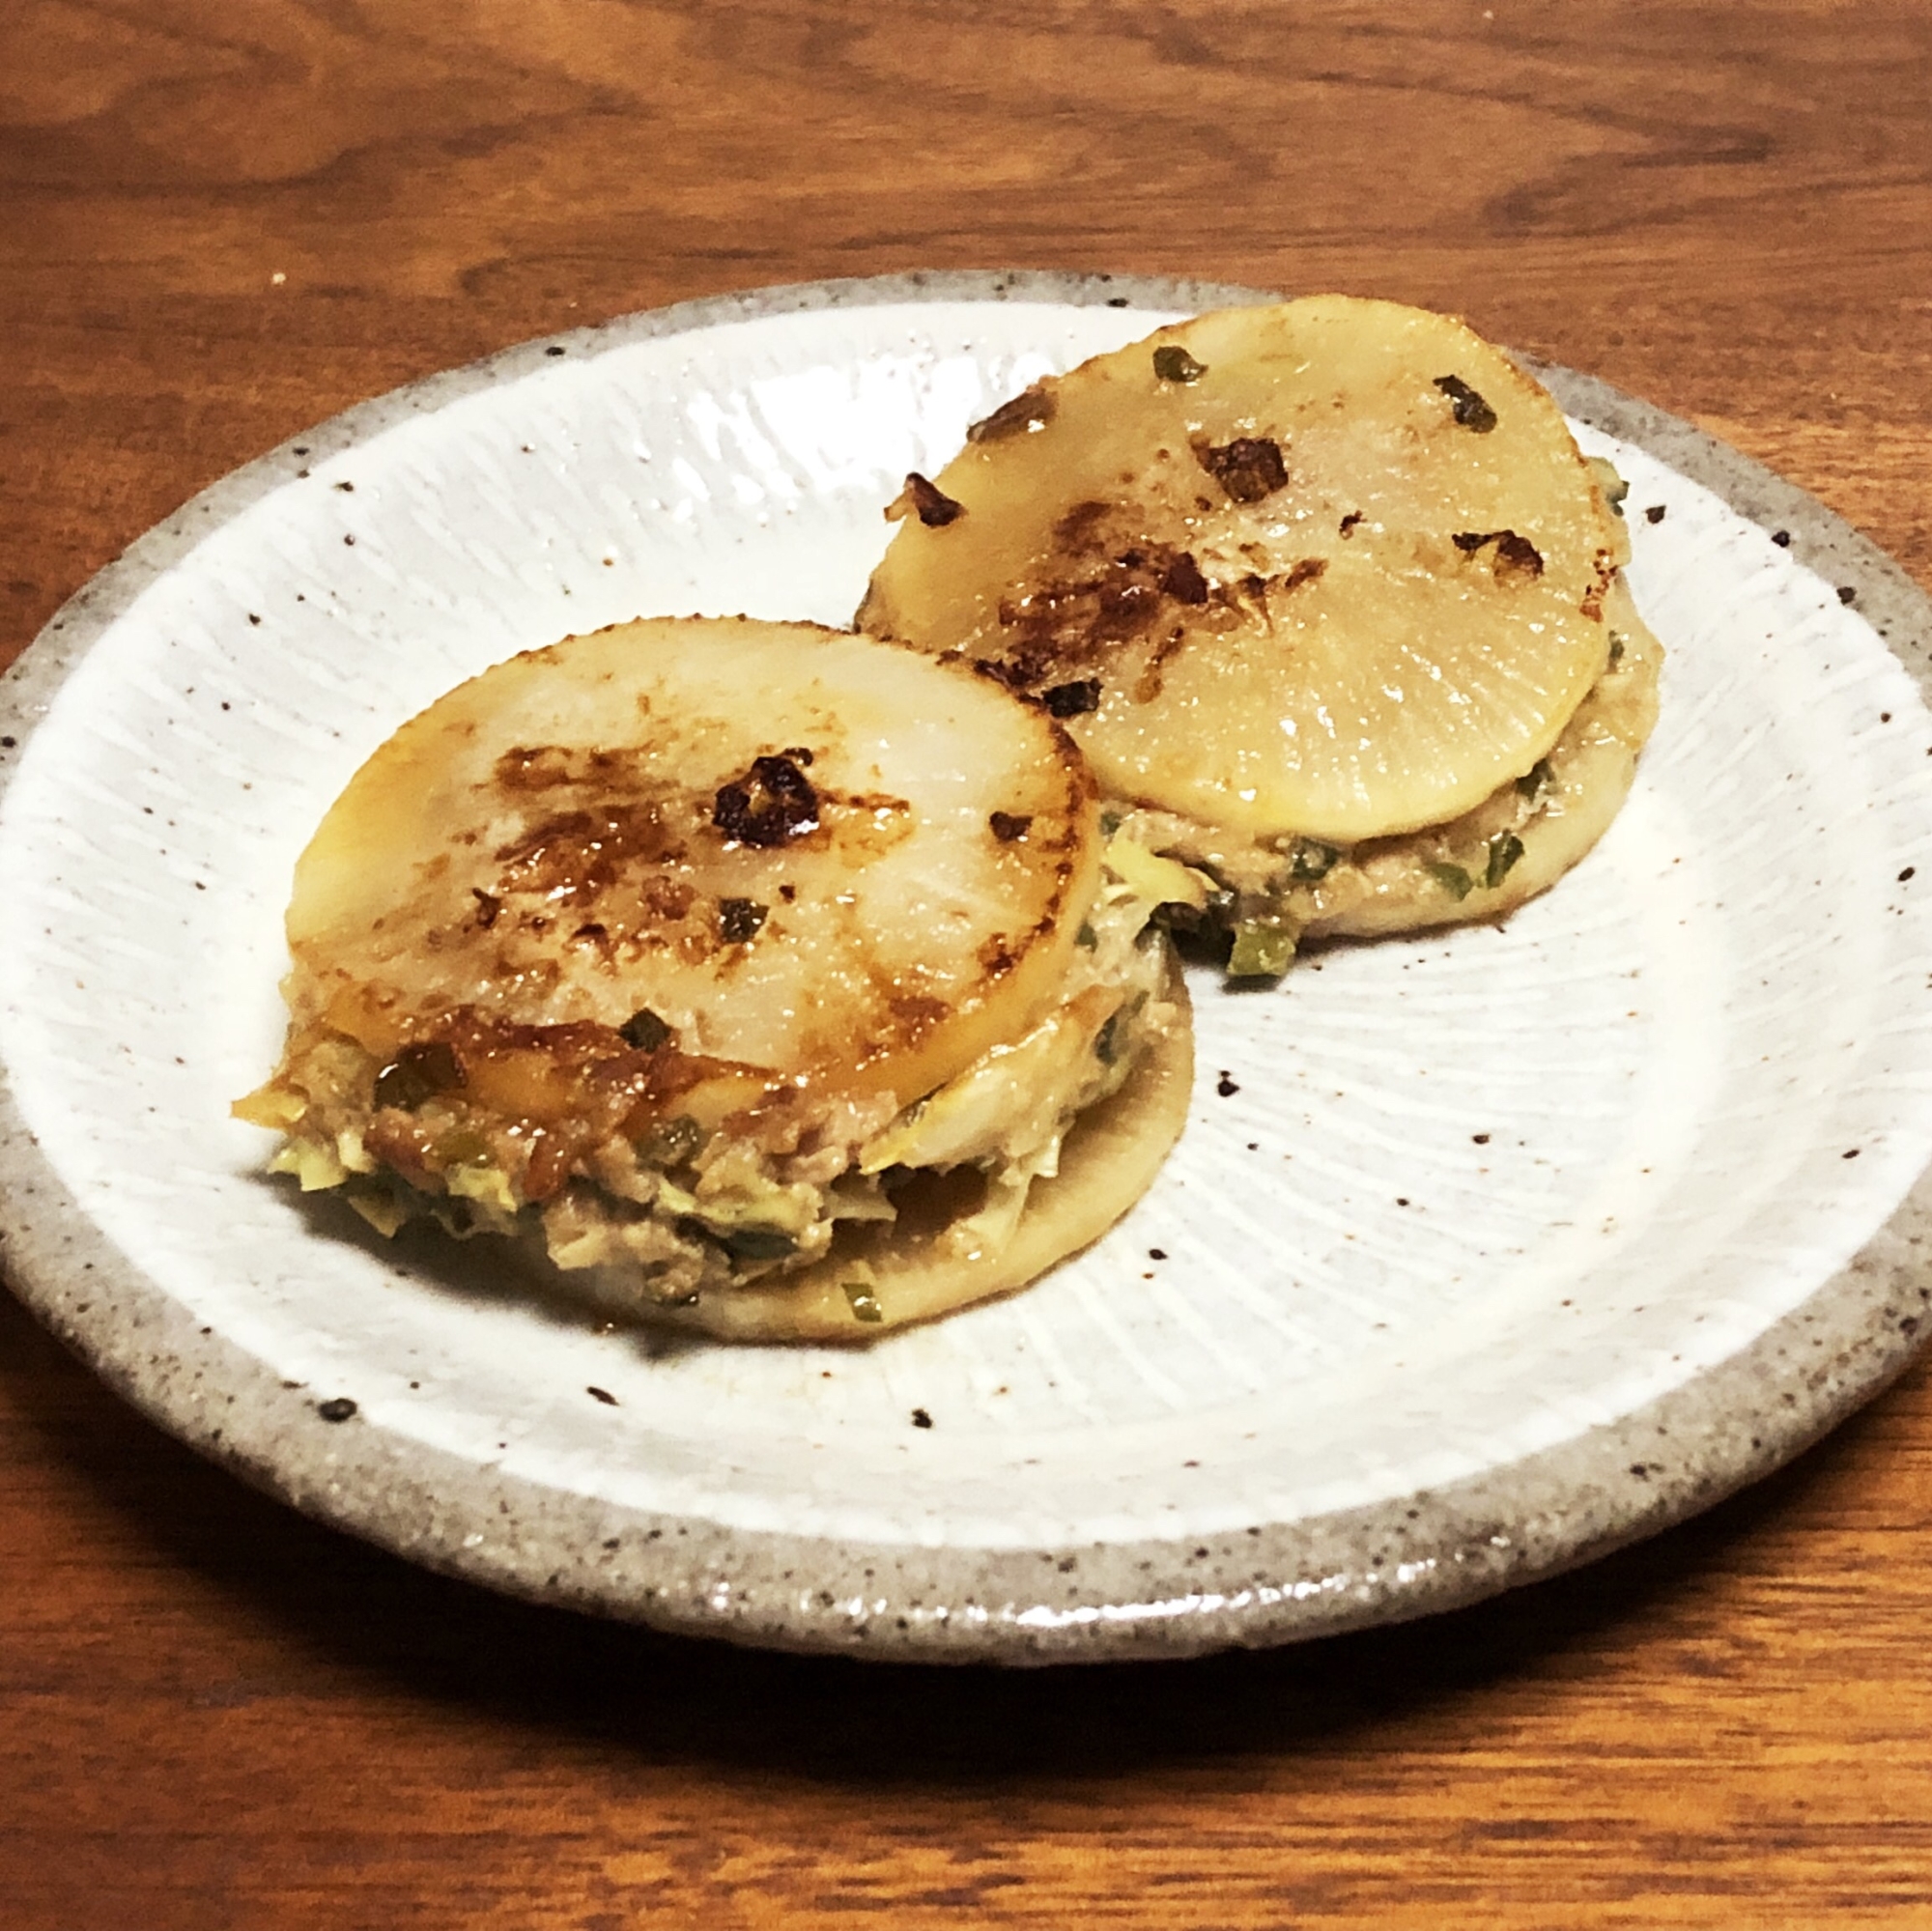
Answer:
[[862, 295, 1630, 846], [242, 615, 1195, 1337], [279, 616, 1102, 1114]]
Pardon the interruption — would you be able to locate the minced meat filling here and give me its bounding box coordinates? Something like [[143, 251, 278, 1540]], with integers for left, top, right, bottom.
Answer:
[[239, 835, 1178, 1311], [1106, 577, 1662, 977]]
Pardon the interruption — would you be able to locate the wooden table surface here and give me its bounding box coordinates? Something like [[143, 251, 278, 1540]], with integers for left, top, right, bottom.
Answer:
[[7, 4, 1932, 1923]]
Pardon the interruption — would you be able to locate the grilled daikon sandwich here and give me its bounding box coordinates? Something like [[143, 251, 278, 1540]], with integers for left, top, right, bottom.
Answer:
[[859, 296, 1662, 974], [236, 616, 1192, 1340]]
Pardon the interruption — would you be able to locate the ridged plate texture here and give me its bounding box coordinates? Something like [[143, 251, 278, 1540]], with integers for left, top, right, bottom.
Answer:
[[4, 273, 1932, 1661]]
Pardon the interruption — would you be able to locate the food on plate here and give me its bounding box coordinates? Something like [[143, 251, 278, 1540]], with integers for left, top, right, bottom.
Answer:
[[235, 616, 1191, 1340], [859, 295, 1662, 974]]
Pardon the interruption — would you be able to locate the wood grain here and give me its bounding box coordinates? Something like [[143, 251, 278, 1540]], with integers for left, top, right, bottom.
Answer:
[[6, 3, 1932, 1923]]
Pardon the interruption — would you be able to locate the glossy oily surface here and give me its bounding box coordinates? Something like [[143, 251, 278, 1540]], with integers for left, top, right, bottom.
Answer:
[[255, 611, 1176, 1340], [283, 614, 1100, 1101], [13, 7, 1932, 1919], [652, 980, 1195, 1344], [1292, 575, 1663, 944], [4, 276, 1932, 1661], [862, 298, 1625, 843]]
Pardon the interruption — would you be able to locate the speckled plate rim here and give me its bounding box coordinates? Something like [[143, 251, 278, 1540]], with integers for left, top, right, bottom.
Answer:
[[4, 270, 1930, 1665]]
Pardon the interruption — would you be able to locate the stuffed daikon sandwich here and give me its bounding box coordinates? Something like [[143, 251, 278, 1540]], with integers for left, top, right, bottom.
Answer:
[[860, 295, 1662, 975], [236, 616, 1192, 1340]]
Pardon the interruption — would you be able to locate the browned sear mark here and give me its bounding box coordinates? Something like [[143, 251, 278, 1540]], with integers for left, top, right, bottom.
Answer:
[[495, 801, 677, 909], [1160, 551, 1209, 604], [1053, 499, 1110, 547], [986, 499, 1250, 695], [618, 1008, 672, 1050], [1452, 529, 1544, 580], [373, 1039, 464, 1112], [888, 993, 950, 1039], [641, 874, 695, 921], [1579, 549, 1612, 620], [972, 656, 1039, 695], [1490, 531, 1544, 579], [967, 386, 1054, 443], [886, 472, 965, 527], [1134, 626, 1188, 703], [496, 745, 575, 790], [712, 752, 819, 848], [977, 934, 1017, 978], [717, 897, 767, 944], [1085, 554, 1166, 640], [1196, 436, 1289, 504], [1042, 679, 1101, 718], [1339, 511, 1365, 537], [1433, 375, 1497, 433], [1499, 532, 1546, 575], [1279, 557, 1328, 593], [988, 810, 1033, 842], [993, 542, 1216, 685], [494, 744, 631, 792]]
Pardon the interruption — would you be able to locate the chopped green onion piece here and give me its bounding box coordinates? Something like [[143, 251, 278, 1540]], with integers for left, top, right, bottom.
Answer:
[[843, 1283, 885, 1324], [1075, 922, 1098, 950], [1228, 919, 1296, 978], [1152, 345, 1208, 383], [723, 1225, 796, 1262], [1485, 831, 1525, 889], [1607, 631, 1627, 667], [636, 1114, 704, 1167], [1288, 838, 1339, 883], [1098, 809, 1122, 837], [619, 1007, 671, 1051], [432, 1127, 491, 1168], [1433, 374, 1497, 433], [966, 385, 1055, 443], [1094, 1008, 1126, 1065], [718, 897, 767, 944], [1426, 861, 1475, 901]]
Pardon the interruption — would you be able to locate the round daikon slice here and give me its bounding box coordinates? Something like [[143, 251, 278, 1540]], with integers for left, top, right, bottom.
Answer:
[[285, 615, 1100, 1108], [861, 296, 1626, 844]]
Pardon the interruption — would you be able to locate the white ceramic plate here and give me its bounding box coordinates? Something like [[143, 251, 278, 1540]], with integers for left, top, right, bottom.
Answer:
[[5, 272, 1932, 1663]]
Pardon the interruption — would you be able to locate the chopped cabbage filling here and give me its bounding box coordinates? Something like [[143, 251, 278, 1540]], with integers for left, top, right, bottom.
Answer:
[[236, 830, 1183, 1312]]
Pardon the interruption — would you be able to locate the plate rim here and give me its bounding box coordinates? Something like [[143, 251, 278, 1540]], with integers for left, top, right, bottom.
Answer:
[[4, 268, 1931, 1664]]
